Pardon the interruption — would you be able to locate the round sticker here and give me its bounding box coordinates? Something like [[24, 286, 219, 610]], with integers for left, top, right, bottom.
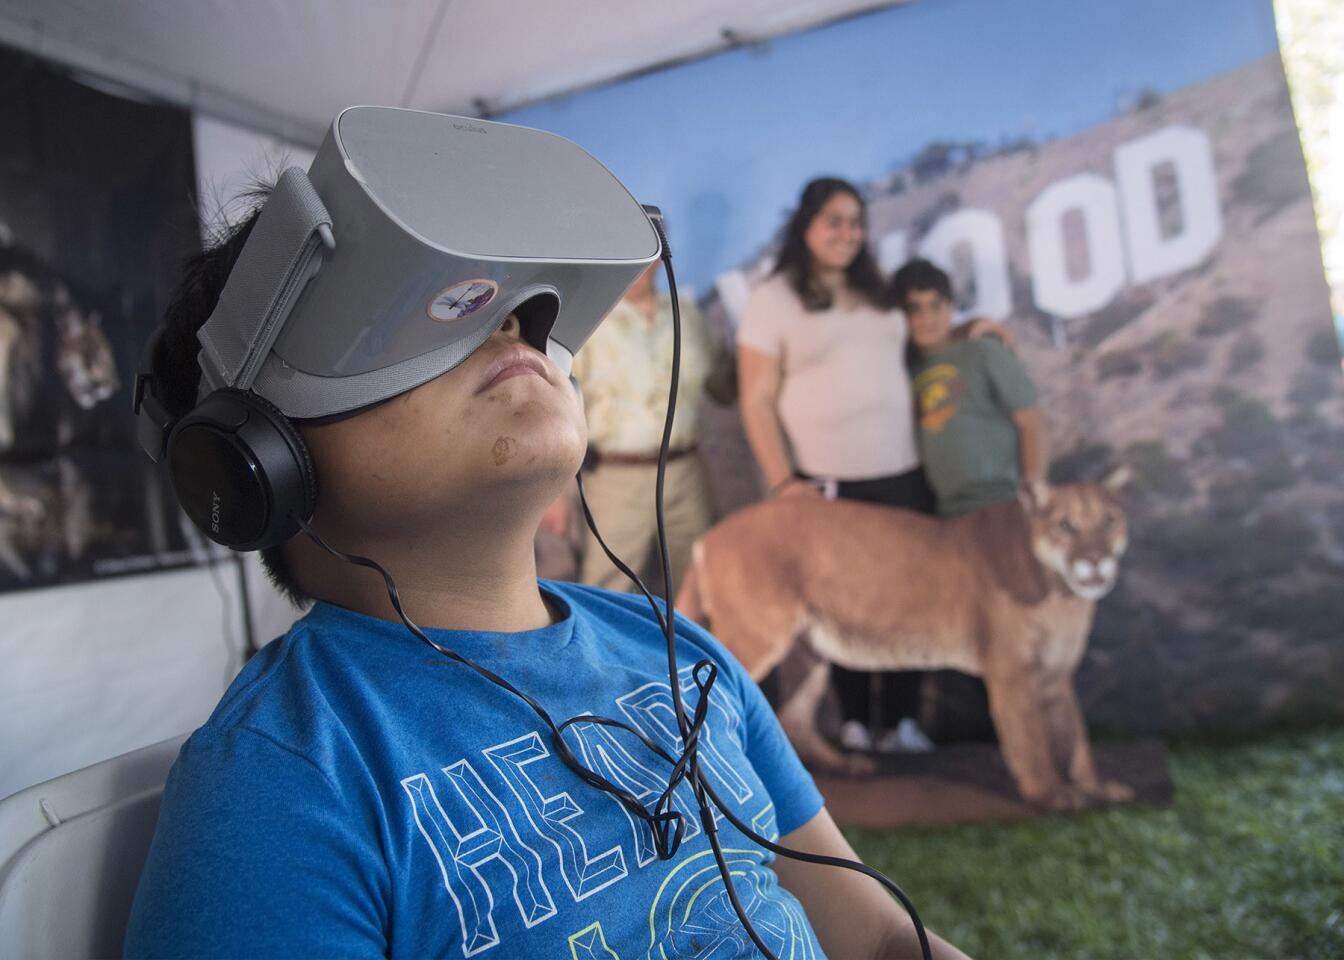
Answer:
[[428, 279, 498, 322]]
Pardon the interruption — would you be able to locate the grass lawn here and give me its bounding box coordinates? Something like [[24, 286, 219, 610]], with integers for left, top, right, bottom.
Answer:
[[845, 727, 1344, 959]]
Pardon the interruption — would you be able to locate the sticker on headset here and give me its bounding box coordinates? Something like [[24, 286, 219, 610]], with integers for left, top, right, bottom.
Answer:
[[428, 279, 498, 322]]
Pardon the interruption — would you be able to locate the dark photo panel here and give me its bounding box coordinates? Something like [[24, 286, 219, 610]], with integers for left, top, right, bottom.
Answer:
[[0, 46, 204, 591]]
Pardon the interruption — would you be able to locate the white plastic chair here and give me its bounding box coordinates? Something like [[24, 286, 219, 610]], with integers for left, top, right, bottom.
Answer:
[[0, 734, 187, 959]]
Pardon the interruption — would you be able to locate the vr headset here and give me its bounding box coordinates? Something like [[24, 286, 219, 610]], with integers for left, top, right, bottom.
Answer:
[[134, 106, 663, 551]]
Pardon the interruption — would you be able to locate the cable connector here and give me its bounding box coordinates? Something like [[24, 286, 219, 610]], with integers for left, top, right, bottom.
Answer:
[[642, 204, 671, 261]]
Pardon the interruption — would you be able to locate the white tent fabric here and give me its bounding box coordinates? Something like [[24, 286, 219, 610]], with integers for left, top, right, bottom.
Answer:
[[0, 552, 296, 800], [0, 0, 905, 146]]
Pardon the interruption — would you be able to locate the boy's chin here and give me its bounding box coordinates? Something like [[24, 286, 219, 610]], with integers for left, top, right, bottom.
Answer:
[[476, 432, 584, 483]]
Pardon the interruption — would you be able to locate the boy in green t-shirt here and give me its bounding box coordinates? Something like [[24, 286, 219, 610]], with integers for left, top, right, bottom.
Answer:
[[890, 259, 1048, 517]]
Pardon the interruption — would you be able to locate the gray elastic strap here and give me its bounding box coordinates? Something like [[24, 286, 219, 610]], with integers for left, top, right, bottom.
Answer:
[[197, 167, 334, 393]]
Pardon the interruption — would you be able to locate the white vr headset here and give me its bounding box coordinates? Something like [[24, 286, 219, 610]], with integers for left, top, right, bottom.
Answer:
[[199, 105, 662, 419], [135, 106, 664, 549]]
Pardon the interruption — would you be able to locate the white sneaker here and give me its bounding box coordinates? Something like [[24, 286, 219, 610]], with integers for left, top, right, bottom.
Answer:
[[839, 720, 874, 752], [875, 718, 935, 754]]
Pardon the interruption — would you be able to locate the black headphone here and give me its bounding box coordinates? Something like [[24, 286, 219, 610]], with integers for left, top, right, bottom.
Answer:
[[134, 327, 317, 552]]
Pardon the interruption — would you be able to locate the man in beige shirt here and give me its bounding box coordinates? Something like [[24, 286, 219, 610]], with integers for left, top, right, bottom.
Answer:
[[546, 264, 716, 593]]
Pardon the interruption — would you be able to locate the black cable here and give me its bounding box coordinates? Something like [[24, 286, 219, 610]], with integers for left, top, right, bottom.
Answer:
[[640, 228, 777, 956], [574, 471, 668, 635], [294, 514, 703, 861], [234, 551, 258, 656], [698, 753, 932, 958], [638, 219, 931, 960]]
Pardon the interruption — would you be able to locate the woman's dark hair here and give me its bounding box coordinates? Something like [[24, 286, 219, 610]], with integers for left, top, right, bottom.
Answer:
[[772, 177, 886, 311], [155, 191, 311, 607]]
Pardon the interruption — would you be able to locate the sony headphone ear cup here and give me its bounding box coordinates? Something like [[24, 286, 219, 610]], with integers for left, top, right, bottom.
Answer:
[[165, 389, 317, 551], [242, 390, 319, 519]]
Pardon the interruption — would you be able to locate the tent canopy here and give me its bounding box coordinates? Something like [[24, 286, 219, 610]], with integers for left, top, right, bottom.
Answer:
[[0, 0, 905, 145]]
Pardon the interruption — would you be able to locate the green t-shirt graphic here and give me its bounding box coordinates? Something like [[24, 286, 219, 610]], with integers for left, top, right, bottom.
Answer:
[[912, 338, 1037, 517]]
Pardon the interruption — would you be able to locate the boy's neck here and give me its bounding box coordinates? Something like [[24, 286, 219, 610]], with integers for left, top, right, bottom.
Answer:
[[921, 335, 955, 355], [290, 515, 557, 634]]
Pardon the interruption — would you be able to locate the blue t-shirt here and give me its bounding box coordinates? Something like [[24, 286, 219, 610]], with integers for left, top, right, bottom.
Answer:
[[125, 581, 826, 959]]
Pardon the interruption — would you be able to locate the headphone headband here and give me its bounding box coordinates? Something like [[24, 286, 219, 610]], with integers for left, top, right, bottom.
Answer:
[[133, 327, 173, 463]]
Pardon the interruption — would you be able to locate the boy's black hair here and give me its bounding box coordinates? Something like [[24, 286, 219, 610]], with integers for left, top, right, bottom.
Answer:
[[889, 258, 953, 309], [772, 177, 886, 312], [155, 194, 311, 607]]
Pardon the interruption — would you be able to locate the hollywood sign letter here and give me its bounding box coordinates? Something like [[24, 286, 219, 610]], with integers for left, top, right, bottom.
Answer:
[[717, 124, 1222, 325], [1026, 125, 1222, 318]]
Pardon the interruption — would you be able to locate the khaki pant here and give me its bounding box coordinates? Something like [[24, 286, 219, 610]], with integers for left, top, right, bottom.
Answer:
[[579, 454, 715, 595]]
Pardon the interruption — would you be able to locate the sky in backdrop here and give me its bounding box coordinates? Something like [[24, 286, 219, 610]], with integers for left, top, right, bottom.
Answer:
[[502, 0, 1282, 295]]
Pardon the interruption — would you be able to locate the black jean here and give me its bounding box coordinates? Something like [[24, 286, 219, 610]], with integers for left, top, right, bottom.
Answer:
[[801, 467, 936, 730]]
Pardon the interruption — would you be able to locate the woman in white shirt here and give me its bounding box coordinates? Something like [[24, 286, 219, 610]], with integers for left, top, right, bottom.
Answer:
[[736, 176, 934, 756]]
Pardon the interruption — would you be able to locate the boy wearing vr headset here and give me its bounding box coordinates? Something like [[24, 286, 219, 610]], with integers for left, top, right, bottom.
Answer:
[[124, 109, 966, 959]]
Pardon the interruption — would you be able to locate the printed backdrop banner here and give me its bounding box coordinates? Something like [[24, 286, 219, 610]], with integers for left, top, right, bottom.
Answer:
[[0, 46, 206, 592], [506, 0, 1344, 734]]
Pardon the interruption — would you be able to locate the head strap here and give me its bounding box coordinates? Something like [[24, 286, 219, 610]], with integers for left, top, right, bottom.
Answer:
[[196, 167, 335, 396]]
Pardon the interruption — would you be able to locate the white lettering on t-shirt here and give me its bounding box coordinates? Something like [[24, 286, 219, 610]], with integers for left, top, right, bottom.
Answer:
[[400, 667, 766, 956], [401, 763, 556, 957], [567, 719, 702, 867], [616, 668, 754, 811], [483, 733, 628, 901]]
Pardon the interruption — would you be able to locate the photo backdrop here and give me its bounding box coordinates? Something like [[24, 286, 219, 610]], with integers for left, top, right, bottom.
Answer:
[[505, 0, 1343, 735], [0, 45, 207, 592]]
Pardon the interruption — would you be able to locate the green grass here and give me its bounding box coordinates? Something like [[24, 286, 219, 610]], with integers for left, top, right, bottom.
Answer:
[[846, 728, 1344, 959]]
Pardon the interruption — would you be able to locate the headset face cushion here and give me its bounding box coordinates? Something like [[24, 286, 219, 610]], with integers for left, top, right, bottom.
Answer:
[[167, 390, 316, 551]]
